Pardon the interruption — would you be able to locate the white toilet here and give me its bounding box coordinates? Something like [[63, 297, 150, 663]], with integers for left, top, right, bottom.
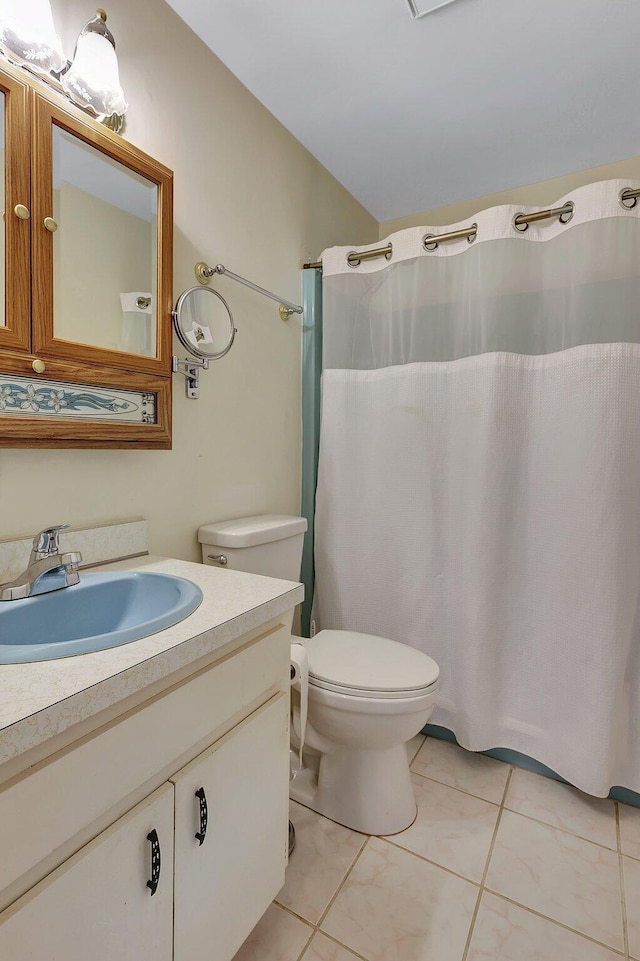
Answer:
[[198, 514, 440, 835]]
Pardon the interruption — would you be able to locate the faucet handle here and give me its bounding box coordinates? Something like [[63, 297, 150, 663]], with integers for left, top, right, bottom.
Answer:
[[32, 524, 69, 556]]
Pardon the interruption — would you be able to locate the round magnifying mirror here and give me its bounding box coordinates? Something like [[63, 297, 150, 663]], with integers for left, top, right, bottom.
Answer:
[[173, 286, 236, 360]]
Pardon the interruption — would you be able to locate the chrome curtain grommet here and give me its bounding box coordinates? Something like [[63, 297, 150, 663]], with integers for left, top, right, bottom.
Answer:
[[423, 234, 438, 251], [558, 201, 574, 224], [619, 188, 639, 210], [513, 213, 529, 233]]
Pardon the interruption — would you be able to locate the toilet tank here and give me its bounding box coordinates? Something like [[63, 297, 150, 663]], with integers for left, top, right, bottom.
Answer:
[[198, 514, 307, 581]]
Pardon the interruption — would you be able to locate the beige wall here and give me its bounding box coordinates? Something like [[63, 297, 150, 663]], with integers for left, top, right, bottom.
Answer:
[[0, 0, 377, 560], [379, 155, 640, 237]]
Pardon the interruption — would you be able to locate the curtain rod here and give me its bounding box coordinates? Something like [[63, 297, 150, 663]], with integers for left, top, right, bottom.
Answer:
[[195, 262, 302, 320], [303, 194, 602, 271], [423, 224, 477, 250], [513, 202, 574, 232], [303, 243, 393, 271]]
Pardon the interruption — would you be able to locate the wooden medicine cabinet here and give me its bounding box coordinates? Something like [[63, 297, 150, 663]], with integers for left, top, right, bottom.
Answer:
[[0, 60, 173, 449]]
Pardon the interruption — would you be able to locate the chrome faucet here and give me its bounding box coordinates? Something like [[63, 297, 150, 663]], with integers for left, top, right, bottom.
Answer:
[[0, 525, 82, 601]]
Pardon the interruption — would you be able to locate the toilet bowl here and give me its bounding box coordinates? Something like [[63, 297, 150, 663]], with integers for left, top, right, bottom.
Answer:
[[198, 515, 441, 836], [290, 630, 439, 834]]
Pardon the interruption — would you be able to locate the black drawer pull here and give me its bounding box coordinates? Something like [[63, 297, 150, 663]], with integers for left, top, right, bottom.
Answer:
[[195, 787, 208, 846], [147, 829, 161, 895]]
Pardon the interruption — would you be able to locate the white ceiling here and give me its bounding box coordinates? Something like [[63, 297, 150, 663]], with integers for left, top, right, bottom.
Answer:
[[166, 0, 640, 222]]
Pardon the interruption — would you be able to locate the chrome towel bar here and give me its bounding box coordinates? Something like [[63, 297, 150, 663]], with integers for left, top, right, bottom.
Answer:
[[195, 261, 302, 320]]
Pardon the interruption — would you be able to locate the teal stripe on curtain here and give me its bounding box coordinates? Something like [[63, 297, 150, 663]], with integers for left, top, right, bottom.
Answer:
[[424, 724, 640, 807], [300, 268, 323, 637]]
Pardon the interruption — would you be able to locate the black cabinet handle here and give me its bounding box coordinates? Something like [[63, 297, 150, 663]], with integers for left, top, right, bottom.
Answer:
[[195, 787, 208, 846], [146, 829, 161, 895]]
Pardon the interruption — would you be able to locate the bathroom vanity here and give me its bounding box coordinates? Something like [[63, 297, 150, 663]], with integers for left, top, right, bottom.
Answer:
[[0, 556, 302, 960]]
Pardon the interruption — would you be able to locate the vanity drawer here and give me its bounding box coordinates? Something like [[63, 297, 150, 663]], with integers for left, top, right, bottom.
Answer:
[[0, 621, 290, 900]]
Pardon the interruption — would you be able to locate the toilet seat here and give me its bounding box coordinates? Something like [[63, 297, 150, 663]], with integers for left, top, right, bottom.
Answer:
[[305, 630, 440, 700], [309, 676, 439, 699]]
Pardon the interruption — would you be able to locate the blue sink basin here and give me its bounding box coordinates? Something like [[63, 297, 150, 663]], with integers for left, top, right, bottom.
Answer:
[[0, 571, 203, 664]]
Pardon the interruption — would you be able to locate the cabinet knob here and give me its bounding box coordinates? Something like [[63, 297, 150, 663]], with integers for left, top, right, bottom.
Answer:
[[44, 217, 58, 233], [32, 359, 46, 374], [14, 204, 30, 220]]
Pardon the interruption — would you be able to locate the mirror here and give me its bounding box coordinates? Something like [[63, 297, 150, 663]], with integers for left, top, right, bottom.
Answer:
[[52, 125, 158, 356], [173, 286, 236, 360], [0, 91, 5, 329]]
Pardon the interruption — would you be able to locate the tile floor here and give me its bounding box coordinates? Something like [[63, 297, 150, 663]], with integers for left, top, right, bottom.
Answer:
[[233, 736, 640, 961]]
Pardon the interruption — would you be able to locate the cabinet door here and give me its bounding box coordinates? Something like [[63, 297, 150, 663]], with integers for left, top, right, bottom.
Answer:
[[172, 693, 289, 961], [0, 783, 174, 961], [0, 69, 30, 352], [31, 95, 173, 376]]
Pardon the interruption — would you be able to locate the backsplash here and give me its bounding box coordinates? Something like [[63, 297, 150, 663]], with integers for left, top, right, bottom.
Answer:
[[0, 520, 148, 582]]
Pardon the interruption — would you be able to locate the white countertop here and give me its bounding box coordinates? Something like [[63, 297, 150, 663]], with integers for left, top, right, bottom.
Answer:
[[0, 556, 303, 766]]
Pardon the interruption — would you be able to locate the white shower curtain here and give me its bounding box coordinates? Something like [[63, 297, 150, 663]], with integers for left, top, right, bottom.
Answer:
[[314, 180, 640, 797]]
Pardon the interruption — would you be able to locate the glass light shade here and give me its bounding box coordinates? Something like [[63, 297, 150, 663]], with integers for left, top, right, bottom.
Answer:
[[0, 0, 66, 74], [61, 22, 127, 117]]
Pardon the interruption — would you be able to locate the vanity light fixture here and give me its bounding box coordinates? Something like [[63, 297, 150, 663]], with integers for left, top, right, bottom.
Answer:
[[0, 0, 66, 75], [61, 9, 127, 131], [0, 4, 126, 133]]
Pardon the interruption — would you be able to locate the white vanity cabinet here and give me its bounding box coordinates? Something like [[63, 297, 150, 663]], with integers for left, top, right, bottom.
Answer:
[[173, 693, 289, 961], [0, 783, 175, 961], [0, 614, 294, 961]]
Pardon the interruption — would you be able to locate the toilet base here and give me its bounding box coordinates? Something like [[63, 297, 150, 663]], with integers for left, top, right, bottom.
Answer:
[[290, 743, 417, 836]]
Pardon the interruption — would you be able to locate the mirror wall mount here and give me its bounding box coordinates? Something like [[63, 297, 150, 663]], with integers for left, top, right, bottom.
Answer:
[[171, 356, 209, 400], [172, 285, 237, 400]]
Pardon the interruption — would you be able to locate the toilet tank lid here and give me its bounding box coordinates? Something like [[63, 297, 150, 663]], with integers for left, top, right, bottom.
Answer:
[[198, 514, 308, 548]]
